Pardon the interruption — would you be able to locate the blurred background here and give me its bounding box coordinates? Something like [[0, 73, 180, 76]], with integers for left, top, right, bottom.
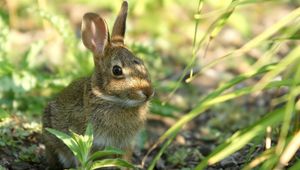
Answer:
[[0, 0, 300, 169]]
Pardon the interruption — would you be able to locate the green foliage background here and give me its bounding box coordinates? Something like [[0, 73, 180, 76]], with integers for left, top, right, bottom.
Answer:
[[0, 0, 300, 169]]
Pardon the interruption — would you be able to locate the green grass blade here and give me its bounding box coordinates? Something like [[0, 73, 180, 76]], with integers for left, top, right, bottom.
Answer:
[[273, 21, 300, 42], [204, 79, 294, 106], [253, 46, 300, 92], [91, 158, 136, 170], [147, 129, 179, 170], [195, 0, 236, 53], [88, 149, 124, 163], [275, 130, 300, 169], [195, 107, 285, 169], [192, 6, 300, 80], [202, 63, 275, 103], [252, 42, 282, 69], [275, 57, 300, 157], [165, 0, 204, 103], [242, 148, 274, 170], [236, 6, 300, 55], [185, 0, 236, 84]]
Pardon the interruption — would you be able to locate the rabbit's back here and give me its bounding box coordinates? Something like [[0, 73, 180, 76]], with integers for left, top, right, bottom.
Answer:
[[43, 77, 88, 133]]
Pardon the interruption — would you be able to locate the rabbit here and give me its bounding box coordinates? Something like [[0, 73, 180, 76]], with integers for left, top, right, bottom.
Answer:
[[42, 1, 154, 169]]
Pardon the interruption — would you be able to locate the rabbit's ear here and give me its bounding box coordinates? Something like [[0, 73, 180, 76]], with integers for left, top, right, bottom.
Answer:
[[111, 1, 128, 44], [81, 13, 110, 55]]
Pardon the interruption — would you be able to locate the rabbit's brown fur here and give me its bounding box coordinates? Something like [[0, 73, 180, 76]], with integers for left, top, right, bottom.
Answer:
[[42, 1, 153, 169]]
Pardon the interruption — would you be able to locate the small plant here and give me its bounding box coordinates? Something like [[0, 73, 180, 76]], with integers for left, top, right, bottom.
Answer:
[[46, 123, 136, 170]]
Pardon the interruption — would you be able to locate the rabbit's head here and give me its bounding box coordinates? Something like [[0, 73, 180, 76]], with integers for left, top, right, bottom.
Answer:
[[81, 1, 153, 107]]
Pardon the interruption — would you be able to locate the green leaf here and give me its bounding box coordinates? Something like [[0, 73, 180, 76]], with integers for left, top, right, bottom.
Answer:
[[46, 128, 72, 145], [91, 158, 136, 169], [85, 123, 93, 140], [104, 146, 126, 154], [69, 130, 91, 164], [84, 123, 94, 150], [45, 128, 79, 157], [69, 132, 84, 164], [88, 149, 125, 163]]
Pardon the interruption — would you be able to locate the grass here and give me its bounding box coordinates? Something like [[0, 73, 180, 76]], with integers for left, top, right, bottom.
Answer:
[[144, 1, 300, 169], [0, 0, 300, 169]]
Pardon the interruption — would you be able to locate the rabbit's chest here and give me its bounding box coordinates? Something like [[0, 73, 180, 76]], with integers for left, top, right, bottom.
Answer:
[[92, 119, 141, 149], [89, 107, 147, 149], [93, 133, 131, 149], [87, 99, 148, 148]]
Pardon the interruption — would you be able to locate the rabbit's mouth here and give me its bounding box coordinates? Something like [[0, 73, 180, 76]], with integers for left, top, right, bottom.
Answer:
[[92, 86, 153, 107]]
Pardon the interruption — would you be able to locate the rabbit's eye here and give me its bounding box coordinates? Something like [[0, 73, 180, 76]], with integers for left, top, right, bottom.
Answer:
[[133, 60, 140, 64], [112, 65, 123, 76]]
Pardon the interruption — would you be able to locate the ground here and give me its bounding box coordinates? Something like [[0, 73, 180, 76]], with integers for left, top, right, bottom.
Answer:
[[1, 101, 299, 169]]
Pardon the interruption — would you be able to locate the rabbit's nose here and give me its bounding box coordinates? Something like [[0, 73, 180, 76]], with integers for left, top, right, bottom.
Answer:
[[142, 87, 154, 99]]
